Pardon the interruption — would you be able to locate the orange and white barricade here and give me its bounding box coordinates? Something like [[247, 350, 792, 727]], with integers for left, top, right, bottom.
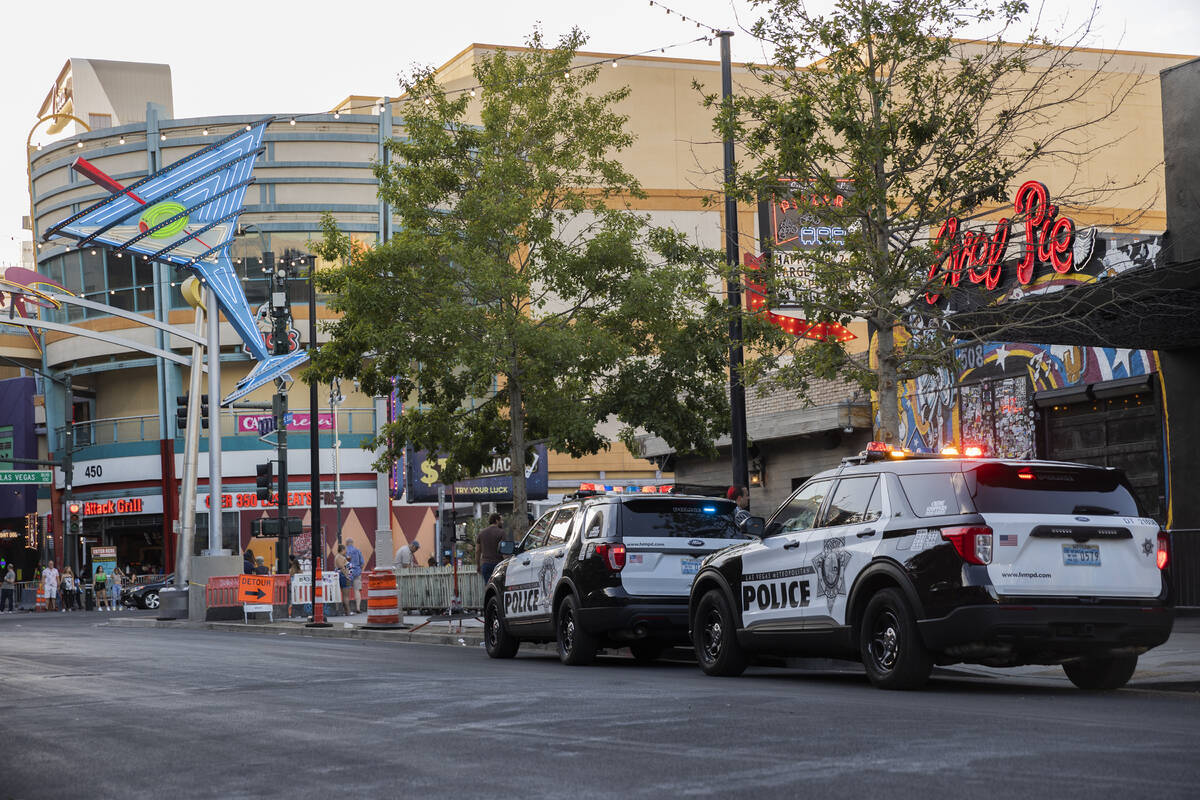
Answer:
[[365, 570, 402, 627], [290, 574, 341, 606]]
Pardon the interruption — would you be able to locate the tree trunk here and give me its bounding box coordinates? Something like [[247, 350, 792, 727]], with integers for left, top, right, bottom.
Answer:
[[507, 368, 529, 540], [875, 320, 901, 444]]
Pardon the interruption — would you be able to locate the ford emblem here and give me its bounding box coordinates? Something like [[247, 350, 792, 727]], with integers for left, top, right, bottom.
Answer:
[[1075, 516, 1090, 522], [688, 539, 705, 547]]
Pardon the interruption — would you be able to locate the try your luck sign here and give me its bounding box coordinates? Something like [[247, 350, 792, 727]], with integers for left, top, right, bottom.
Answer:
[[925, 180, 1097, 305]]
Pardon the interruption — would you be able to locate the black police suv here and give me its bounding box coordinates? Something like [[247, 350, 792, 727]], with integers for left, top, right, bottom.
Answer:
[[484, 492, 750, 665], [688, 445, 1174, 690]]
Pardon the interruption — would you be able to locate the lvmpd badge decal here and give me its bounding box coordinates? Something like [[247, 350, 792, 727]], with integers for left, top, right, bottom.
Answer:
[[811, 537, 852, 612]]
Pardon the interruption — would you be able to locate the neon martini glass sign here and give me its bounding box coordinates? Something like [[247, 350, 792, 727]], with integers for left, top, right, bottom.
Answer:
[[41, 119, 309, 405]]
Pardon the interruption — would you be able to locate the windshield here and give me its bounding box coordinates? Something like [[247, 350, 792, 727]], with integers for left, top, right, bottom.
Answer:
[[966, 463, 1141, 517], [619, 498, 742, 539]]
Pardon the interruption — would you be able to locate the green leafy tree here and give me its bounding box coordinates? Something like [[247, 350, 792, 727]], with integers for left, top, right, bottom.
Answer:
[[715, 0, 1141, 442], [312, 28, 730, 531]]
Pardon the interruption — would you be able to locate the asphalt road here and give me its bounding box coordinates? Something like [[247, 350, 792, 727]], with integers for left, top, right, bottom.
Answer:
[[2, 612, 1198, 799]]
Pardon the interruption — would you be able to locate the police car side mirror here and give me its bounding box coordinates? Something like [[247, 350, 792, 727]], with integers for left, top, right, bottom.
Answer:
[[499, 540, 515, 557], [743, 516, 765, 538], [764, 520, 783, 538]]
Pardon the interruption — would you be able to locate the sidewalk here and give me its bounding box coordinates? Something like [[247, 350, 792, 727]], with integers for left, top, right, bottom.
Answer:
[[107, 613, 1200, 692]]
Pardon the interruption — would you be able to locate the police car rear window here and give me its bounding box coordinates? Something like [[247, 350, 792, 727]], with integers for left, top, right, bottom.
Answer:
[[620, 499, 741, 539], [898, 472, 975, 518], [966, 463, 1141, 517]]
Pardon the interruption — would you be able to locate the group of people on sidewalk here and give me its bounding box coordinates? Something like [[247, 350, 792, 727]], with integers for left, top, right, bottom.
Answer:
[[2, 560, 131, 613]]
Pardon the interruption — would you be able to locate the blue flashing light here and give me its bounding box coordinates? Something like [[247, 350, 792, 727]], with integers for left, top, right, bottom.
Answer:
[[702, 506, 717, 514]]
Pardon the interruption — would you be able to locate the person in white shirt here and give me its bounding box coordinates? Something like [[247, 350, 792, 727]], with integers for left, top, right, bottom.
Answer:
[[396, 539, 421, 569], [43, 560, 60, 611]]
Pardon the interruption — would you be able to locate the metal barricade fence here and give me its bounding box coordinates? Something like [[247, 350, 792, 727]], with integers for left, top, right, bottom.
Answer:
[[290, 574, 342, 605], [395, 566, 486, 612]]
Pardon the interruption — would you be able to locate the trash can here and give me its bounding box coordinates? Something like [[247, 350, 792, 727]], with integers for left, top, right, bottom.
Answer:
[[84, 583, 95, 611]]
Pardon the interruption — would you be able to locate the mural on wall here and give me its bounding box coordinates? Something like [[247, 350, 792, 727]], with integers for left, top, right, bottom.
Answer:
[[897, 343, 1157, 457]]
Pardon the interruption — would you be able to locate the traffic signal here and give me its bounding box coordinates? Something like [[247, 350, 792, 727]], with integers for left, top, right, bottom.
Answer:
[[67, 502, 81, 535], [256, 461, 274, 501], [175, 393, 211, 431]]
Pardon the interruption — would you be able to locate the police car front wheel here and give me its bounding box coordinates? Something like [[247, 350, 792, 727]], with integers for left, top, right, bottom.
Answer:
[[484, 595, 519, 659], [693, 589, 747, 677], [859, 588, 932, 690]]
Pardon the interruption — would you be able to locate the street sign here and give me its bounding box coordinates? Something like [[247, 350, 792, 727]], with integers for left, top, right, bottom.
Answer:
[[257, 417, 276, 436], [0, 470, 52, 484], [238, 574, 274, 604]]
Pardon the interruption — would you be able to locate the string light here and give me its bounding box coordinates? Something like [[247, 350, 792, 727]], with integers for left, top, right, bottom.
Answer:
[[160, 133, 166, 141], [647, 0, 724, 36], [611, 60, 618, 68], [36, 143, 43, 151], [289, 118, 296, 125], [202, 128, 209, 135], [118, 137, 125, 145]]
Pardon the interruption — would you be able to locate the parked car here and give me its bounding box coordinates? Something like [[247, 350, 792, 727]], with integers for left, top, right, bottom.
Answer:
[[123, 575, 174, 610], [484, 491, 755, 665], [688, 444, 1174, 690]]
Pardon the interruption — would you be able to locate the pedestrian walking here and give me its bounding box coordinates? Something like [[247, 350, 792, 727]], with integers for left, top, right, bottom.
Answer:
[[727, 486, 751, 532], [43, 560, 59, 612], [334, 544, 353, 616], [395, 538, 420, 569], [243, 549, 255, 575], [345, 537, 365, 613], [94, 566, 110, 611], [110, 567, 125, 611], [1, 562, 15, 612], [477, 513, 505, 584]]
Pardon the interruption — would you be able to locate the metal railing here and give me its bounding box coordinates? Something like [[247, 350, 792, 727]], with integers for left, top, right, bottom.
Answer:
[[58, 407, 376, 450]]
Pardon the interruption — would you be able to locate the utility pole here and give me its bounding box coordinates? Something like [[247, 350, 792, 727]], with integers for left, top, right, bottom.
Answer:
[[206, 283, 224, 553], [268, 251, 291, 575], [719, 30, 750, 497], [306, 261, 329, 627]]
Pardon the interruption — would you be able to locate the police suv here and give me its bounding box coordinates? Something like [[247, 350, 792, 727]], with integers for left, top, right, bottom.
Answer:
[[688, 443, 1174, 690], [484, 492, 748, 665]]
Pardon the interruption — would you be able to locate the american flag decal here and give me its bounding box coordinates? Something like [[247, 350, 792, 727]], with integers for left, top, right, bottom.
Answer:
[[999, 534, 1018, 546]]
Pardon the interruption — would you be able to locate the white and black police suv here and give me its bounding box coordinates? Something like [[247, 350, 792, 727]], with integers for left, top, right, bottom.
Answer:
[[688, 443, 1174, 690], [483, 491, 754, 665]]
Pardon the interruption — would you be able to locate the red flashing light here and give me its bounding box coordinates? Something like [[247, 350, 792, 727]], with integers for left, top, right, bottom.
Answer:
[[1017, 467, 1035, 480], [595, 542, 626, 571], [941, 526, 993, 565], [1157, 532, 1170, 570], [866, 441, 890, 453]]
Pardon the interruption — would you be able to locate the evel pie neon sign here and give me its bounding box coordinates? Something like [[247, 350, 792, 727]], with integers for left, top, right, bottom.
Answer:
[[925, 181, 1085, 304]]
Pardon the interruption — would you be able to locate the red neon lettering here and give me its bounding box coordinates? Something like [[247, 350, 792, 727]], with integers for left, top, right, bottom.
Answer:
[[1014, 180, 1049, 284], [1048, 215, 1075, 273]]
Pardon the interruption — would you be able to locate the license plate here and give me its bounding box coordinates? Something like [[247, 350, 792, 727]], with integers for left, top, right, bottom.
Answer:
[[681, 557, 701, 575], [1063, 543, 1101, 566]]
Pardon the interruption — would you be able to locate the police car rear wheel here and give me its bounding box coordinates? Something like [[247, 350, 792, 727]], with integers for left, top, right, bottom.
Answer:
[[693, 589, 747, 677], [557, 595, 597, 666], [484, 595, 519, 659], [1062, 654, 1137, 690], [860, 588, 931, 690]]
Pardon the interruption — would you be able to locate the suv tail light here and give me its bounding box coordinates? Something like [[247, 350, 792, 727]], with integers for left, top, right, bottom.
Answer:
[[595, 542, 627, 571], [941, 526, 993, 565], [1157, 532, 1170, 570]]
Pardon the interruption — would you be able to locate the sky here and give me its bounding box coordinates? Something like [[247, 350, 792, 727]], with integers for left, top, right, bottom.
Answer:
[[3, 0, 1197, 266]]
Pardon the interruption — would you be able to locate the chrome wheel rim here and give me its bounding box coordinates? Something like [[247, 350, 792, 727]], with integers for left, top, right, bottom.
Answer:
[[702, 608, 723, 663], [869, 609, 900, 671], [144, 593, 159, 610], [487, 605, 501, 648], [560, 609, 575, 652]]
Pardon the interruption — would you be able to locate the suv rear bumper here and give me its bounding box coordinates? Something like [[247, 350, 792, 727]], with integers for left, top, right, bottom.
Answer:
[[576, 598, 691, 643], [919, 603, 1174, 655]]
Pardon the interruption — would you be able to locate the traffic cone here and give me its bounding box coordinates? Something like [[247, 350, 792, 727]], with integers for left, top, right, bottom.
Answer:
[[36, 583, 45, 612]]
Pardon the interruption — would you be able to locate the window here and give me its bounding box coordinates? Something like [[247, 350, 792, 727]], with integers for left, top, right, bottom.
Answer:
[[822, 476, 881, 526], [966, 463, 1141, 517], [546, 507, 578, 545], [898, 472, 974, 518], [770, 480, 832, 534], [583, 507, 605, 539], [521, 512, 552, 551], [618, 498, 741, 539]]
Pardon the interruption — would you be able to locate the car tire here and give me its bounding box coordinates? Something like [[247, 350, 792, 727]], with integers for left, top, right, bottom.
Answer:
[[693, 589, 747, 677], [556, 594, 596, 666], [143, 592, 160, 610], [860, 588, 932, 690], [484, 595, 519, 659], [629, 642, 664, 664], [1062, 654, 1138, 690]]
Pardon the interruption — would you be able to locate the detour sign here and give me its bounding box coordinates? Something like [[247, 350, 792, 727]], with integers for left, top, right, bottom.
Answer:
[[238, 574, 273, 604]]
